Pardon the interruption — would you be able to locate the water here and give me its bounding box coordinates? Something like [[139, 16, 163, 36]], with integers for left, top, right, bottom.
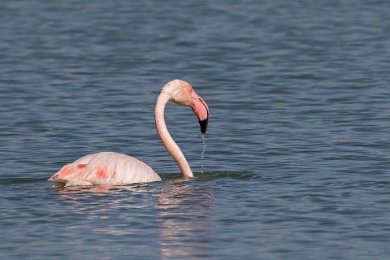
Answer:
[[1, 0, 390, 259]]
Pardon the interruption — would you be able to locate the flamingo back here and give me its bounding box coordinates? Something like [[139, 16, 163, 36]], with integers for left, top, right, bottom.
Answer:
[[49, 152, 161, 186]]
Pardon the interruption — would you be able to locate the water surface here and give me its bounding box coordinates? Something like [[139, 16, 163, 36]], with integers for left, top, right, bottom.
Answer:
[[1, 0, 389, 259]]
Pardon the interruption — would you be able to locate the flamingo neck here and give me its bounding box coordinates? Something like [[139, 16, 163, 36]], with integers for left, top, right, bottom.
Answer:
[[155, 93, 194, 178]]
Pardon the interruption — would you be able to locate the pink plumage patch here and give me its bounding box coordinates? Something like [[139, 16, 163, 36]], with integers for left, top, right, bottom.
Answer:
[[58, 164, 75, 178], [96, 166, 108, 179], [77, 163, 87, 169]]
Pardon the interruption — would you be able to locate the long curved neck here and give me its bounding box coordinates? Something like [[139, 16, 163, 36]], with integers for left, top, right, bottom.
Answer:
[[155, 93, 194, 178]]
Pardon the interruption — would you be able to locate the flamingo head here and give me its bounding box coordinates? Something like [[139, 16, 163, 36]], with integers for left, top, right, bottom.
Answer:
[[162, 79, 209, 133]]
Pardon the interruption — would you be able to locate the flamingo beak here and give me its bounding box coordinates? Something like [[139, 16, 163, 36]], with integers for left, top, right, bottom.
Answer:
[[191, 91, 209, 134]]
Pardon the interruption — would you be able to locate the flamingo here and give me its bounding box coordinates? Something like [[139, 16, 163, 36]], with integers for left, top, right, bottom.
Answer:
[[49, 79, 209, 187]]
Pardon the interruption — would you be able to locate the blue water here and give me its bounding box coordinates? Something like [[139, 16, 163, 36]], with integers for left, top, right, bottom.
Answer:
[[1, 0, 390, 259]]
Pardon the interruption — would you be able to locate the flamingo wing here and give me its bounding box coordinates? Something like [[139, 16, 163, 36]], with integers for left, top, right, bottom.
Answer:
[[49, 152, 161, 186]]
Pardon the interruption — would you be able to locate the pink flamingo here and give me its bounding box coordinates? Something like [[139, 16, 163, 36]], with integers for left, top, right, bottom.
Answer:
[[49, 79, 209, 187]]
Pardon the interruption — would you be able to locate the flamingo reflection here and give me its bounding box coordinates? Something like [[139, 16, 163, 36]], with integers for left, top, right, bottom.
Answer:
[[157, 180, 214, 259]]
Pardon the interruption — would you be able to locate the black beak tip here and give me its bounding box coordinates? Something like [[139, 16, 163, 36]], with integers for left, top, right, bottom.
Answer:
[[199, 119, 208, 134]]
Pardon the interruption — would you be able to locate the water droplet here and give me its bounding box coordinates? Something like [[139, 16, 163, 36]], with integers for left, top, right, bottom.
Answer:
[[201, 133, 206, 173]]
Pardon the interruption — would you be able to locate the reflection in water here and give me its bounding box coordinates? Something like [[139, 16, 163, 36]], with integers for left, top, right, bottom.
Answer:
[[157, 180, 214, 259], [51, 181, 214, 258], [52, 183, 155, 195], [52, 184, 160, 235]]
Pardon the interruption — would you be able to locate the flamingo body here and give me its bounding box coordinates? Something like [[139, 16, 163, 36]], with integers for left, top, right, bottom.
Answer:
[[49, 152, 161, 186], [49, 79, 209, 187]]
